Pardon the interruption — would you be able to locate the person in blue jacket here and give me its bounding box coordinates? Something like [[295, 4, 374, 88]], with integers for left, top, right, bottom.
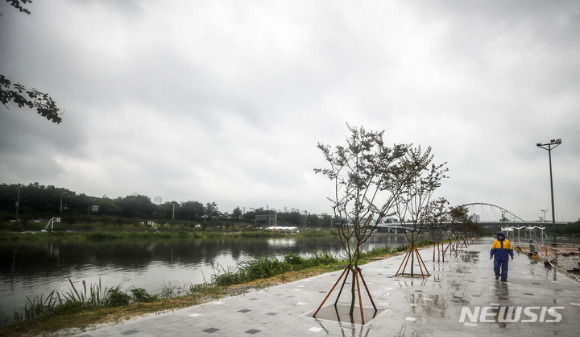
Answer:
[[490, 231, 514, 281]]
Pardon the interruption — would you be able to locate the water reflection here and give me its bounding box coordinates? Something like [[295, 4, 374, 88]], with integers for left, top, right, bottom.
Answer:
[[267, 238, 296, 248], [395, 278, 428, 288], [0, 235, 409, 316], [313, 304, 380, 337]]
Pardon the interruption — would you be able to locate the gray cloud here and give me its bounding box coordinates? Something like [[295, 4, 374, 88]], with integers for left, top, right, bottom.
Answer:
[[1, 0, 579, 221]]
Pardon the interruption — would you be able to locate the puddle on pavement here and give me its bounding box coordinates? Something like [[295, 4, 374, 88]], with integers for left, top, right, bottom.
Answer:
[[395, 278, 429, 287], [459, 251, 480, 263], [312, 304, 385, 325]]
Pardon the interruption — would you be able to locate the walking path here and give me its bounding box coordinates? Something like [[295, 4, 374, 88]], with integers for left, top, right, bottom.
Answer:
[[79, 239, 580, 336]]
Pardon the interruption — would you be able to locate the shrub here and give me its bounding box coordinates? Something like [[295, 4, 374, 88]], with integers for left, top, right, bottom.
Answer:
[[211, 265, 245, 287], [86, 232, 119, 241], [189, 283, 213, 295], [416, 238, 434, 246], [395, 244, 408, 252], [131, 288, 156, 303], [360, 245, 392, 259], [106, 288, 131, 306], [309, 251, 338, 266], [241, 256, 289, 280], [284, 253, 306, 267]]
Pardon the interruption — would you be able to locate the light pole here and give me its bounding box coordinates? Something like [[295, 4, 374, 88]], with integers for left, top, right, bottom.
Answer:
[[15, 185, 20, 224], [541, 209, 548, 223], [536, 139, 562, 246]]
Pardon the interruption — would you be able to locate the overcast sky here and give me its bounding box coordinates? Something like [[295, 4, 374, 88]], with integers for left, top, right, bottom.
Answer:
[[1, 0, 579, 222]]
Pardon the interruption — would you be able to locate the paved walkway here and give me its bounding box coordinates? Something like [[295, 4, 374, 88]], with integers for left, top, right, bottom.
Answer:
[[80, 239, 580, 337]]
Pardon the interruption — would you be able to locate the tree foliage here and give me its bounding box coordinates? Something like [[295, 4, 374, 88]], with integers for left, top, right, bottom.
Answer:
[[315, 125, 413, 316], [232, 207, 242, 220], [426, 197, 450, 242], [0, 183, 343, 229], [448, 205, 479, 239], [205, 202, 219, 220], [558, 219, 580, 236], [4, 0, 33, 14], [1, 1, 62, 124], [0, 75, 62, 124], [315, 125, 409, 267], [315, 125, 450, 313], [116, 195, 154, 218], [393, 146, 448, 244]]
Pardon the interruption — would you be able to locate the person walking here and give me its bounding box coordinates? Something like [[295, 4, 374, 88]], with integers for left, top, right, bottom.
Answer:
[[490, 231, 514, 282]]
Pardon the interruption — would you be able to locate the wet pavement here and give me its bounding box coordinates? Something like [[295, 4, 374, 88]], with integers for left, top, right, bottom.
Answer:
[[78, 239, 580, 336]]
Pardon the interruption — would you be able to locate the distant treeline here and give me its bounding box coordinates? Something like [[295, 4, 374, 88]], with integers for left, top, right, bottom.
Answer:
[[558, 221, 580, 236], [0, 183, 333, 227], [1, 183, 577, 235]]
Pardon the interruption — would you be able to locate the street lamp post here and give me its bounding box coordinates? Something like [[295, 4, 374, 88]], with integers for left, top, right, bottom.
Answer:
[[536, 139, 562, 246], [541, 209, 548, 223], [15, 185, 20, 224]]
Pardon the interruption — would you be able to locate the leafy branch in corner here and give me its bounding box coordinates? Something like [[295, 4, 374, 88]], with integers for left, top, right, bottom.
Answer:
[[0, 75, 62, 124], [4, 0, 32, 15], [1, 0, 62, 124]]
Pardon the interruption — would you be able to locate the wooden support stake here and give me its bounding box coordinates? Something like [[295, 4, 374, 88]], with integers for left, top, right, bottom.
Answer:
[[314, 265, 378, 325], [413, 244, 424, 277], [395, 245, 412, 276], [357, 267, 377, 311], [355, 270, 365, 325], [414, 244, 430, 277], [313, 266, 349, 318], [433, 242, 436, 262], [334, 266, 351, 306], [395, 243, 431, 278]]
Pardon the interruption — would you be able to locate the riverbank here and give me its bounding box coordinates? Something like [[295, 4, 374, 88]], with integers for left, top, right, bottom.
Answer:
[[0, 227, 338, 242], [0, 240, 425, 336]]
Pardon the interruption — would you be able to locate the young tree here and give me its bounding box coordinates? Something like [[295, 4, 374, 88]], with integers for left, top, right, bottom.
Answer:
[[426, 197, 450, 263], [313, 125, 408, 321], [446, 205, 470, 256], [393, 146, 448, 277]]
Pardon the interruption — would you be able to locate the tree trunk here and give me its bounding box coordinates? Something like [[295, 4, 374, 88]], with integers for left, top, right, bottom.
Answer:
[[349, 268, 356, 317], [410, 245, 415, 277]]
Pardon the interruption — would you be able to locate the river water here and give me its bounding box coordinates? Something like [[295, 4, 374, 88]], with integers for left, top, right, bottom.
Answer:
[[0, 235, 410, 319]]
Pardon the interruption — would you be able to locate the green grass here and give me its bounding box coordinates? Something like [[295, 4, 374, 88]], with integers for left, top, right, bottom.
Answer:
[[0, 227, 338, 242], [211, 252, 340, 287], [12, 277, 131, 322], [2, 238, 437, 334], [4, 251, 342, 327]]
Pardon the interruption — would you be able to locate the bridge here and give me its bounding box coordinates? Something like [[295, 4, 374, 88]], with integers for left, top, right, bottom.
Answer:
[[459, 202, 566, 233], [374, 202, 567, 234]]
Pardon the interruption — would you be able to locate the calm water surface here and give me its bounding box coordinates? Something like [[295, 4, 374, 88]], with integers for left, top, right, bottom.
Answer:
[[0, 235, 409, 318]]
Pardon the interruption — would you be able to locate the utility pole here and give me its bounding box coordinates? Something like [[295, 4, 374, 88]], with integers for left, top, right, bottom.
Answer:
[[15, 185, 20, 224]]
